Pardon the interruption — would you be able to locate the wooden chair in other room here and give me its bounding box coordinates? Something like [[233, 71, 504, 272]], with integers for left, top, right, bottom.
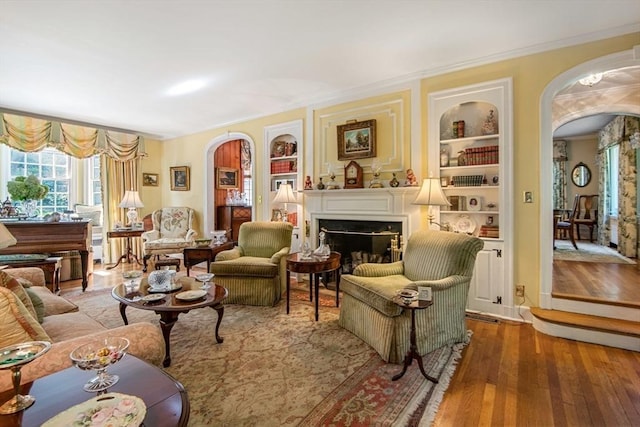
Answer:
[[554, 195, 580, 250], [574, 194, 598, 242]]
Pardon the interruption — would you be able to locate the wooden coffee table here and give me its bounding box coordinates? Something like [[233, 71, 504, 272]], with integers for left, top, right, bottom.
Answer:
[[183, 241, 233, 276], [0, 355, 189, 426], [286, 251, 341, 321], [112, 278, 228, 367]]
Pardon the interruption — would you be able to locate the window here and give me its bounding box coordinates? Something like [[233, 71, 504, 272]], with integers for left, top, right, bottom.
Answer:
[[243, 169, 253, 206], [89, 155, 102, 206], [9, 147, 71, 215], [607, 144, 619, 216]]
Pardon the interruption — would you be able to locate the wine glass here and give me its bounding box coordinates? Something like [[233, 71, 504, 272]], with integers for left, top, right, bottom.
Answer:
[[195, 273, 214, 291], [70, 337, 129, 392], [0, 341, 51, 414]]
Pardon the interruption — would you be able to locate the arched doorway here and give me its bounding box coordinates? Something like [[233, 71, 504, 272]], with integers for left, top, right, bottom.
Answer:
[[204, 132, 256, 238], [539, 47, 640, 309]]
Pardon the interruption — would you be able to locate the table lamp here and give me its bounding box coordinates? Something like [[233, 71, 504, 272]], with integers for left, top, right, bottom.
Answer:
[[0, 222, 17, 249], [273, 184, 298, 222], [412, 177, 451, 229], [119, 190, 144, 225]]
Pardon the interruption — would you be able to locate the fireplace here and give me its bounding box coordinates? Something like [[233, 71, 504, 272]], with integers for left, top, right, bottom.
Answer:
[[319, 219, 402, 273], [304, 187, 422, 272]]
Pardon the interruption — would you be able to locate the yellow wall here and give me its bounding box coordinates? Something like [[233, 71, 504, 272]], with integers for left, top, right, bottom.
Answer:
[[153, 32, 638, 306]]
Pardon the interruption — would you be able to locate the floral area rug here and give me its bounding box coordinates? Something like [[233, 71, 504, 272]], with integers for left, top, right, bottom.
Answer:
[[66, 286, 465, 426], [554, 240, 636, 264]]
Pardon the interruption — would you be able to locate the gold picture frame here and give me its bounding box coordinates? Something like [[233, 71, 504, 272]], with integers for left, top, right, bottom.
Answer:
[[216, 167, 239, 189], [337, 119, 376, 160], [142, 173, 158, 187], [170, 166, 190, 191]]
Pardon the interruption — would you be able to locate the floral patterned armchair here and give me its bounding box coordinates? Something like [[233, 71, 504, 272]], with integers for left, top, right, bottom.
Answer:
[[141, 207, 196, 271]]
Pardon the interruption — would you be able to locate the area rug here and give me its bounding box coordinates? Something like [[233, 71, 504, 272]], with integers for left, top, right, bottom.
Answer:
[[553, 240, 636, 264], [65, 287, 465, 426]]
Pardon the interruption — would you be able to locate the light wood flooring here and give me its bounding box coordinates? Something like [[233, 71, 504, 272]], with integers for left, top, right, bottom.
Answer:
[[61, 261, 640, 426]]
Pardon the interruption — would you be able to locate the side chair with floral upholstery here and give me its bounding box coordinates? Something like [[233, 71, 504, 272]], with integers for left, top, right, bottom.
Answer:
[[141, 207, 197, 271], [209, 221, 293, 306], [338, 230, 484, 364]]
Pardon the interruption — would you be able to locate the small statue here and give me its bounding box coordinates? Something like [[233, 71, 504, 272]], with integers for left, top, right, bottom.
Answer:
[[304, 175, 313, 190], [389, 173, 399, 188], [404, 169, 418, 187], [316, 177, 325, 190], [481, 109, 498, 135]]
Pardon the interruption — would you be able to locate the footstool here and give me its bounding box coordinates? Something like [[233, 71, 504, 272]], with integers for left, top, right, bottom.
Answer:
[[154, 257, 181, 272]]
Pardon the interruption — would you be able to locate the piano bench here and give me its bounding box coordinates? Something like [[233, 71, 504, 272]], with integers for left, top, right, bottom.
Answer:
[[0, 255, 62, 293]]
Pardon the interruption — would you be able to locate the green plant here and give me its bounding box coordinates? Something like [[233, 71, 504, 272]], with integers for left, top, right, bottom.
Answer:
[[7, 175, 49, 201]]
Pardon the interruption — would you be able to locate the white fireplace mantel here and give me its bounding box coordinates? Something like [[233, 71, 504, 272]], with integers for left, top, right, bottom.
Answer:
[[304, 187, 422, 247]]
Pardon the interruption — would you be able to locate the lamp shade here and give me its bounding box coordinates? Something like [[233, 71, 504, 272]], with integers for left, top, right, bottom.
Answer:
[[0, 222, 17, 249], [118, 191, 144, 209], [413, 178, 451, 207], [273, 184, 298, 205]]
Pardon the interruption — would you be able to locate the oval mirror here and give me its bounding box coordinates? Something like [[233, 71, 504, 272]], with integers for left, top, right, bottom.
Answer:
[[571, 162, 591, 187]]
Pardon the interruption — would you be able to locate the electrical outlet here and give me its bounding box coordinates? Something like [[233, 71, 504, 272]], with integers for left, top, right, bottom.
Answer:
[[515, 284, 525, 298]]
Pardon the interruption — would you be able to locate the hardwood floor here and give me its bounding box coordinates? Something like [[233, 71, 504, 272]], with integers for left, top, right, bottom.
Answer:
[[434, 318, 640, 426]]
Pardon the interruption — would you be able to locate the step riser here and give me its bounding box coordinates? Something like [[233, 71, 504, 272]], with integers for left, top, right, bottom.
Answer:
[[532, 317, 640, 351], [552, 298, 639, 322]]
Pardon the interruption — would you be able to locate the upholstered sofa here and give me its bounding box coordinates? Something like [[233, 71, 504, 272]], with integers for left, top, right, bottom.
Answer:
[[338, 230, 483, 363], [0, 267, 165, 392], [210, 221, 293, 306]]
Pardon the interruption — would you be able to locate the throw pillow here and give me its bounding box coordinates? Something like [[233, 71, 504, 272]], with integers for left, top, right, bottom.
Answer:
[[0, 271, 38, 321], [0, 287, 50, 345], [24, 288, 45, 323], [16, 277, 32, 288], [75, 204, 103, 227]]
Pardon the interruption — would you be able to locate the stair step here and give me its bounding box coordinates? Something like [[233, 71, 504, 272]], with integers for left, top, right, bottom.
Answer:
[[530, 307, 640, 338]]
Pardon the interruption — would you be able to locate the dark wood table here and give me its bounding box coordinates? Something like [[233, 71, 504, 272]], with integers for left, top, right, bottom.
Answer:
[[0, 255, 62, 293], [112, 278, 228, 367], [286, 251, 341, 321], [106, 229, 144, 269], [0, 355, 189, 427], [183, 241, 234, 276], [391, 296, 437, 382]]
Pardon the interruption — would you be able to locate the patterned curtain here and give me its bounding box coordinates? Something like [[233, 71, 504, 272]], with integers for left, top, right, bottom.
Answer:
[[598, 116, 638, 258], [552, 140, 568, 209], [0, 113, 145, 160]]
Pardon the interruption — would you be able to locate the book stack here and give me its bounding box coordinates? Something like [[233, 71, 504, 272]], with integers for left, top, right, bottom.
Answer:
[[447, 195, 466, 211], [479, 225, 500, 238], [464, 146, 499, 166]]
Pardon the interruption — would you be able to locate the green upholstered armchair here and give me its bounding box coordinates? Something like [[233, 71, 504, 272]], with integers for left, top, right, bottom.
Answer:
[[338, 230, 483, 363], [210, 221, 293, 306]]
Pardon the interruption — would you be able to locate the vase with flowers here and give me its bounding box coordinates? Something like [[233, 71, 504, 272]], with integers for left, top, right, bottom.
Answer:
[[6, 175, 49, 218]]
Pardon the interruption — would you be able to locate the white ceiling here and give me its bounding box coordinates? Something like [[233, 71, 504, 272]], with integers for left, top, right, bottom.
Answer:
[[1, 1, 639, 140]]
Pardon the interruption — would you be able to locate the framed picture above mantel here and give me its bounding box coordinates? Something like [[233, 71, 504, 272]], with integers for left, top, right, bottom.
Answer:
[[337, 119, 376, 160]]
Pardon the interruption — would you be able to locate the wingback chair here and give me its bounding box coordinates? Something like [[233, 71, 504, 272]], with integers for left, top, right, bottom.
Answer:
[[209, 221, 293, 306], [338, 230, 483, 363], [141, 207, 197, 271]]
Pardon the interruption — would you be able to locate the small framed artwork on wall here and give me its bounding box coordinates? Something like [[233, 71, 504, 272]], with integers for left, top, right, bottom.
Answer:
[[337, 119, 376, 160], [170, 166, 190, 191], [216, 167, 239, 189], [143, 173, 158, 186]]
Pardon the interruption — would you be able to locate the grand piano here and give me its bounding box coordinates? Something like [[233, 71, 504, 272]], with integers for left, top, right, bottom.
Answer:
[[0, 219, 92, 291]]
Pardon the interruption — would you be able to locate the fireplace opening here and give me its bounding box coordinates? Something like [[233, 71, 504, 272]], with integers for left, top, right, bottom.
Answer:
[[318, 219, 402, 274]]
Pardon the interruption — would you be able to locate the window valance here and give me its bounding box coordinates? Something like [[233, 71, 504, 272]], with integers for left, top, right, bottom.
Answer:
[[0, 113, 145, 160]]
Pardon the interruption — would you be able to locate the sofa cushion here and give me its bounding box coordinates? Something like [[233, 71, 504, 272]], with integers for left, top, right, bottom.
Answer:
[[75, 204, 103, 227], [340, 274, 414, 317], [210, 257, 278, 277], [29, 286, 79, 316], [0, 287, 50, 345], [41, 311, 107, 342], [0, 271, 38, 320], [24, 288, 45, 323]]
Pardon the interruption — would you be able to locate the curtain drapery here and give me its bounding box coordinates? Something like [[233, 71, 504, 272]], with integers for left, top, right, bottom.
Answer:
[[598, 115, 638, 258], [552, 140, 568, 210], [0, 113, 145, 160]]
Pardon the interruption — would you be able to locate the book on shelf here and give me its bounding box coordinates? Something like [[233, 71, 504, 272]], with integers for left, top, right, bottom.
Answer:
[[447, 195, 466, 211], [479, 224, 500, 238]]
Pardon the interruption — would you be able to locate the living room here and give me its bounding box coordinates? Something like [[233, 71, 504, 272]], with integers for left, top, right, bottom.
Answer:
[[0, 2, 639, 425]]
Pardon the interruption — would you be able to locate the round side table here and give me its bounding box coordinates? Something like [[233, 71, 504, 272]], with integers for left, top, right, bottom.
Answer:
[[391, 297, 438, 383]]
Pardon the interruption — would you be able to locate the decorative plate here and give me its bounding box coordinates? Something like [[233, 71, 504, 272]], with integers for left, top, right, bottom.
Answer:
[[455, 215, 476, 234], [42, 393, 146, 427], [175, 290, 207, 301], [142, 293, 166, 302]]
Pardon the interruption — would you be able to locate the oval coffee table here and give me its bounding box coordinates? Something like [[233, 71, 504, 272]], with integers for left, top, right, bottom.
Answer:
[[112, 277, 228, 367]]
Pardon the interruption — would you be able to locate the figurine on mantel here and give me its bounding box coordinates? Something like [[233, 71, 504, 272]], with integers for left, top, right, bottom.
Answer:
[[304, 175, 313, 190], [316, 177, 325, 190], [404, 169, 418, 187], [389, 173, 399, 188]]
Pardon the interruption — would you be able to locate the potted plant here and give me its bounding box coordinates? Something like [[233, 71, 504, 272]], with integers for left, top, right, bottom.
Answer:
[[6, 175, 49, 218]]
